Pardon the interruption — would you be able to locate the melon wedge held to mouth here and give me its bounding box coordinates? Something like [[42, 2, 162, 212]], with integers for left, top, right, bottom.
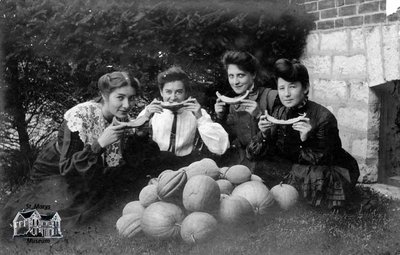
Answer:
[[160, 101, 185, 111], [261, 110, 307, 125], [160, 98, 196, 111], [113, 116, 148, 128], [216, 90, 250, 104]]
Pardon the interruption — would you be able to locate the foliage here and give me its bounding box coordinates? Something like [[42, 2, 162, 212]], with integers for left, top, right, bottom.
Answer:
[[0, 0, 314, 183]]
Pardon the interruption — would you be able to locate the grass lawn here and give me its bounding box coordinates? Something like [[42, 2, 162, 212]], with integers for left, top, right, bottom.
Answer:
[[1, 181, 400, 255]]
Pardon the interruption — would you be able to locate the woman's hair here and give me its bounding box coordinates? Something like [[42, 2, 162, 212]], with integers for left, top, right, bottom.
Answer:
[[98, 71, 140, 97], [157, 66, 190, 92], [221, 50, 259, 75], [274, 59, 309, 90]]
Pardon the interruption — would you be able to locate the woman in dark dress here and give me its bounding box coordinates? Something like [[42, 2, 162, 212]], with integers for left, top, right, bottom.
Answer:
[[2, 71, 158, 231], [214, 50, 277, 170], [247, 59, 360, 209]]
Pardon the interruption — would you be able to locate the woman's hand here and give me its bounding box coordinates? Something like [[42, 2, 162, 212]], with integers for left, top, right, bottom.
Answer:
[[144, 99, 163, 119], [214, 98, 227, 119], [292, 118, 312, 142], [183, 97, 202, 119], [97, 124, 127, 148], [240, 99, 261, 118], [258, 117, 274, 138]]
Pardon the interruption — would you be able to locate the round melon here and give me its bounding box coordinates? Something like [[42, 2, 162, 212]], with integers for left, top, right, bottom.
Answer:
[[218, 195, 254, 224], [270, 182, 299, 210], [122, 201, 145, 216], [182, 175, 220, 212], [180, 212, 218, 244], [250, 174, 264, 182], [216, 179, 234, 195], [157, 169, 187, 202], [186, 158, 220, 179], [116, 212, 142, 238], [147, 177, 159, 186], [232, 181, 274, 215], [141, 201, 185, 239], [225, 165, 252, 184], [157, 169, 173, 178], [219, 166, 229, 179], [139, 185, 159, 207]]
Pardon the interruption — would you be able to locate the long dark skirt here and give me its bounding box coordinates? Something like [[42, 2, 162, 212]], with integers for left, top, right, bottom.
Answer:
[[253, 156, 356, 209], [286, 164, 354, 209]]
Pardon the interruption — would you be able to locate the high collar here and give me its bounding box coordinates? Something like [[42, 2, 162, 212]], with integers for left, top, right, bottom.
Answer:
[[247, 84, 259, 101], [286, 98, 309, 117]]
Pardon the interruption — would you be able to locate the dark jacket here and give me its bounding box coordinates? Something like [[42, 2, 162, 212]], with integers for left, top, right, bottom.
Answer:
[[246, 100, 360, 185]]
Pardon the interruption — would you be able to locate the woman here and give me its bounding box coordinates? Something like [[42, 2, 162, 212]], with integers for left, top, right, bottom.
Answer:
[[214, 50, 277, 169], [247, 59, 360, 209], [2, 71, 151, 230], [138, 66, 229, 170]]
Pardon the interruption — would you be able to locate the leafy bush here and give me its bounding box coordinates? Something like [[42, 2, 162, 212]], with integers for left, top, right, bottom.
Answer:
[[0, 0, 314, 183]]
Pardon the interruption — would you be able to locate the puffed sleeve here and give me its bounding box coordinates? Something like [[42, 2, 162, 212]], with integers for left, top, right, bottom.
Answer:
[[197, 109, 230, 155], [58, 121, 105, 177], [298, 113, 341, 165]]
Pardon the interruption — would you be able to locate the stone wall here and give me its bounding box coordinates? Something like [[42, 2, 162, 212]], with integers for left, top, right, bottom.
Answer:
[[300, 0, 400, 182]]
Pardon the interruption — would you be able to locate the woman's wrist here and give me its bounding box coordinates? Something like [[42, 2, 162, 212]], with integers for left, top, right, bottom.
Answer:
[[195, 110, 202, 119]]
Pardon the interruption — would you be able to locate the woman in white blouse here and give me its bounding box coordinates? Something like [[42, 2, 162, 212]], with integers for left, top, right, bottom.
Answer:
[[138, 66, 229, 169]]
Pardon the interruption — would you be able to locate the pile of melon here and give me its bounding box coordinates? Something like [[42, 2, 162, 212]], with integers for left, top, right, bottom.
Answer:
[[116, 158, 299, 244]]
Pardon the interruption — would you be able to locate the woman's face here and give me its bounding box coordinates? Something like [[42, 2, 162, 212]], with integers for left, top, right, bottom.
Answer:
[[277, 77, 308, 108], [227, 64, 255, 95], [160, 80, 187, 103], [103, 86, 136, 119]]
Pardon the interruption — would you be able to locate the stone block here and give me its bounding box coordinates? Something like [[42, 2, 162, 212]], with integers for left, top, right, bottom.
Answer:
[[332, 55, 367, 78], [313, 79, 349, 101], [337, 0, 345, 6], [380, 0, 386, 11], [344, 16, 364, 27], [364, 13, 387, 24], [388, 176, 400, 188], [367, 140, 380, 158], [318, 0, 336, 10], [352, 139, 367, 158], [320, 30, 348, 52], [349, 81, 369, 103], [362, 183, 400, 199], [306, 33, 320, 54], [359, 163, 378, 183], [337, 107, 368, 131], [344, 0, 358, 4], [305, 2, 318, 12], [317, 20, 335, 30], [350, 28, 365, 51], [359, 1, 380, 14], [366, 26, 385, 86], [339, 5, 357, 16], [383, 24, 400, 81], [302, 55, 331, 76], [321, 8, 338, 19], [309, 11, 320, 22], [335, 19, 344, 28], [339, 131, 352, 152]]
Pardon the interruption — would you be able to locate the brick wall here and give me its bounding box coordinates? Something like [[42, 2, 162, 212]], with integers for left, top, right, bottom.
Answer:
[[298, 0, 392, 30]]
